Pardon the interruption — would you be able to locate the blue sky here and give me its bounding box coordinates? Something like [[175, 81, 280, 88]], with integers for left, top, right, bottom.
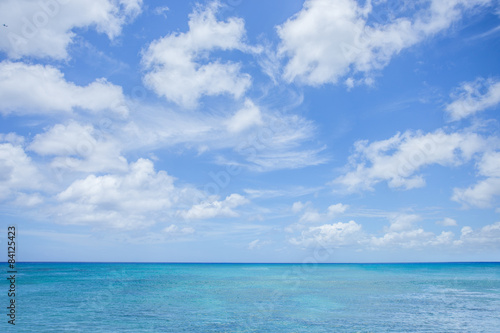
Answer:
[[1, 0, 500, 263]]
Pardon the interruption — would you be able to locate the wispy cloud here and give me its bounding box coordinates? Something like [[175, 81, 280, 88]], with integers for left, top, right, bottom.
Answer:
[[445, 78, 500, 121]]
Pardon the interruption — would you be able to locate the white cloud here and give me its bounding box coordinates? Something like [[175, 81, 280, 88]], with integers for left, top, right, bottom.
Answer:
[[446, 78, 500, 121], [0, 133, 25, 146], [0, 61, 128, 116], [286, 213, 469, 250], [277, 0, 491, 85], [247, 239, 271, 250], [291, 201, 307, 213], [225, 99, 263, 133], [452, 151, 500, 208], [179, 193, 249, 220], [248, 239, 260, 250], [12, 193, 44, 207], [387, 213, 421, 232], [153, 6, 169, 18], [29, 122, 127, 173], [232, 113, 327, 171], [0, 142, 43, 201], [122, 99, 326, 171], [334, 129, 493, 192], [142, 1, 253, 107], [477, 151, 500, 178], [0, 0, 142, 59], [163, 224, 195, 235], [365, 213, 454, 249], [437, 217, 458, 226], [298, 210, 323, 223], [369, 229, 454, 248], [290, 220, 363, 248], [299, 203, 349, 223], [238, 146, 327, 172], [287, 210, 496, 251], [327, 203, 349, 215], [455, 222, 500, 248], [54, 158, 191, 229], [452, 178, 500, 208], [243, 186, 323, 199]]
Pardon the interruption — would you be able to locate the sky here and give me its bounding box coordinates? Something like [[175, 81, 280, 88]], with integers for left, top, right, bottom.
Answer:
[[0, 0, 500, 263]]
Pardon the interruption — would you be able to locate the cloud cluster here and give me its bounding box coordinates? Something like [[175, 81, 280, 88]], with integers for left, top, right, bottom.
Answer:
[[0, 0, 498, 258], [334, 129, 494, 192], [54, 158, 192, 229], [142, 2, 253, 107], [455, 222, 500, 248], [179, 193, 249, 220], [290, 220, 363, 248], [0, 0, 142, 59], [292, 201, 349, 223], [288, 210, 500, 251], [0, 61, 128, 116], [277, 0, 491, 85], [0, 130, 254, 230], [29, 122, 127, 173], [369, 228, 454, 249]]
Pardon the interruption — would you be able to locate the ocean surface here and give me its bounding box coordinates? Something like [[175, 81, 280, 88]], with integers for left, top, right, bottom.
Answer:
[[2, 262, 500, 332]]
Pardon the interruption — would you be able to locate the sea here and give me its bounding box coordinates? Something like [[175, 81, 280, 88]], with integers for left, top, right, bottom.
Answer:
[[2, 262, 500, 332]]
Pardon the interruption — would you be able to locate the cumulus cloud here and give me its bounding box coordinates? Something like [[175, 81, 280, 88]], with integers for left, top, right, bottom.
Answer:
[[0, 61, 128, 116], [369, 229, 455, 249], [0, 142, 43, 201], [0, 0, 142, 59], [0, 133, 25, 146], [452, 151, 500, 208], [452, 179, 500, 208], [286, 212, 484, 251], [455, 222, 500, 248], [291, 201, 307, 213], [287, 216, 459, 251], [29, 122, 128, 173], [437, 217, 458, 226], [387, 213, 421, 232], [277, 0, 491, 85], [446, 78, 500, 121], [298, 203, 349, 223], [178, 193, 249, 220], [225, 99, 263, 133], [54, 158, 191, 229], [334, 129, 493, 192], [290, 221, 364, 248], [365, 213, 455, 249], [142, 1, 253, 107]]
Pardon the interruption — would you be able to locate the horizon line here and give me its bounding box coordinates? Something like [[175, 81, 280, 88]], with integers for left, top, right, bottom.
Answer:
[[5, 261, 500, 264]]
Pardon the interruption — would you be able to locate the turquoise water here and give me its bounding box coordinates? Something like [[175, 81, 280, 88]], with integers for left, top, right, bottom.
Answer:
[[2, 263, 500, 332]]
